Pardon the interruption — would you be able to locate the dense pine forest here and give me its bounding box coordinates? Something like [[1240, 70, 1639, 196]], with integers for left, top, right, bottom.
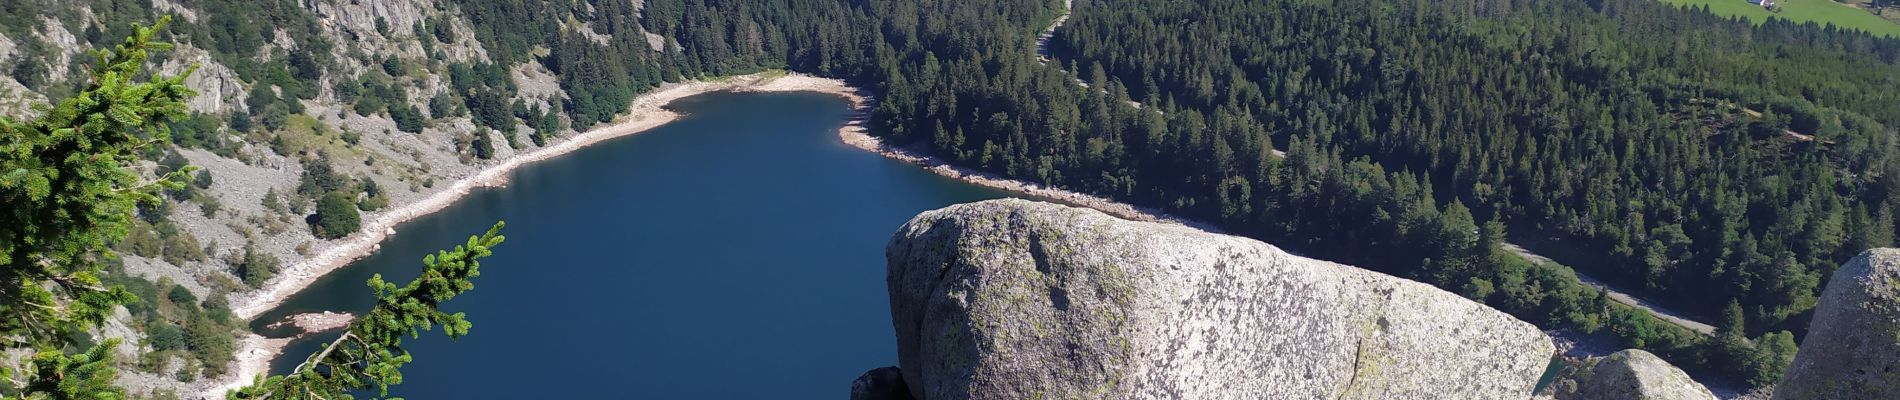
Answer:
[[852, 0, 1900, 389], [1047, 0, 1900, 339]]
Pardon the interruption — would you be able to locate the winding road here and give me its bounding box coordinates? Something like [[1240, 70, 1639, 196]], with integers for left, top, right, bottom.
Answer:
[[1503, 243, 1719, 336], [1031, 0, 1718, 338], [1036, 0, 1072, 64]]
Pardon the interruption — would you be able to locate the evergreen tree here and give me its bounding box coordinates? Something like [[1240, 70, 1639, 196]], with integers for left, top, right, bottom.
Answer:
[[313, 192, 361, 239], [391, 104, 426, 133], [0, 18, 201, 398], [1720, 300, 1747, 339], [233, 223, 506, 399]]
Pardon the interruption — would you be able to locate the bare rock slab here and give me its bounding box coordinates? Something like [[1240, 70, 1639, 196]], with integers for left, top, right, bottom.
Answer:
[[1776, 248, 1900, 399], [1571, 349, 1715, 400], [885, 199, 1554, 400]]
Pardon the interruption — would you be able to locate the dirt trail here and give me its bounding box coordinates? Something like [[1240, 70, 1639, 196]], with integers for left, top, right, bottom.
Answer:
[[1502, 243, 1720, 336], [1036, 0, 1073, 63], [1739, 107, 1819, 142]]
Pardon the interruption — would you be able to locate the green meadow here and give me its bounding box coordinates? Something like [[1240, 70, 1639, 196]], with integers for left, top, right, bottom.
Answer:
[[1662, 0, 1900, 37]]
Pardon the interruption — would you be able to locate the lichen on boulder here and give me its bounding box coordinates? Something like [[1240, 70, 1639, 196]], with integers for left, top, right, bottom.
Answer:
[[1774, 248, 1900, 399], [884, 199, 1555, 399]]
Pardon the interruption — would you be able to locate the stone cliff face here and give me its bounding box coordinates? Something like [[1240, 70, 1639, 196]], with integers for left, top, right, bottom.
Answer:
[[1555, 349, 1714, 400], [884, 199, 1556, 400], [1774, 248, 1900, 399], [157, 46, 247, 115]]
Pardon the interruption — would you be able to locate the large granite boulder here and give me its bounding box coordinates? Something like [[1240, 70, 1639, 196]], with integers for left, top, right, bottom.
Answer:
[[884, 199, 1555, 400], [1775, 248, 1900, 399], [1569, 349, 1715, 400]]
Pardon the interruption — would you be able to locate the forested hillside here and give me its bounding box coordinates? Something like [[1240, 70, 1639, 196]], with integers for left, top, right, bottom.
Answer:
[[1047, 1, 1900, 341], [857, 0, 1900, 389], [1054, 0, 1900, 339]]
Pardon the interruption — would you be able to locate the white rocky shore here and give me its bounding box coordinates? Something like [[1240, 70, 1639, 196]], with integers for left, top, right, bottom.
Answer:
[[186, 312, 354, 398], [263, 311, 355, 334], [193, 72, 861, 399], [796, 77, 1223, 233], [225, 73, 833, 321]]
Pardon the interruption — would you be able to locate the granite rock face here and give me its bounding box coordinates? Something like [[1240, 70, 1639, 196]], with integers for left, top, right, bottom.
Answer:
[[884, 199, 1555, 400], [158, 46, 247, 115], [1775, 248, 1900, 399], [1571, 349, 1715, 400]]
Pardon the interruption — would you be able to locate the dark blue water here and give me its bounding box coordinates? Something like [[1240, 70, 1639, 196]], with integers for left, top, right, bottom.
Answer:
[[252, 91, 1013, 398]]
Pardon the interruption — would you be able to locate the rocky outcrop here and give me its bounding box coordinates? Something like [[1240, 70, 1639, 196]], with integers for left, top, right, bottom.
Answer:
[[1562, 349, 1714, 400], [158, 45, 247, 114], [885, 199, 1555, 400], [850, 367, 916, 400], [264, 311, 355, 335], [313, 0, 430, 39], [0, 31, 15, 62], [1774, 248, 1900, 399], [0, 74, 44, 118], [33, 16, 80, 84], [150, 0, 201, 23]]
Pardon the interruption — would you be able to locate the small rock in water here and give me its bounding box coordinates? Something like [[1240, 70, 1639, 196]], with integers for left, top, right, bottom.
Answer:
[[265, 311, 355, 335]]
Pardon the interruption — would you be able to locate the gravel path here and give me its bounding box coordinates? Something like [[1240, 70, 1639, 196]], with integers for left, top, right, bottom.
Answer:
[[1035, 0, 1072, 63], [1503, 243, 1720, 336]]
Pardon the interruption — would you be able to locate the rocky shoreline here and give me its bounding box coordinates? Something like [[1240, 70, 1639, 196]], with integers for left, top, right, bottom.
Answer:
[[194, 72, 855, 398], [225, 74, 783, 321], [263, 311, 355, 334], [788, 77, 1224, 233], [192, 72, 1224, 399]]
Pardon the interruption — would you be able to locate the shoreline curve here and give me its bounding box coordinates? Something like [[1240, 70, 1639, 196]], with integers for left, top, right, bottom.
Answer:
[[192, 72, 1210, 399], [196, 72, 844, 398], [769, 77, 1219, 233]]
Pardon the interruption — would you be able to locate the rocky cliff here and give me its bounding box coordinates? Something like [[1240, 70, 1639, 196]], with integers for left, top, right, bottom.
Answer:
[[883, 199, 1556, 399], [1774, 248, 1900, 399], [1552, 349, 1714, 400]]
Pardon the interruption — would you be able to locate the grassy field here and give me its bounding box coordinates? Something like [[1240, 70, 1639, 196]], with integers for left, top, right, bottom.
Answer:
[[1662, 0, 1900, 37]]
